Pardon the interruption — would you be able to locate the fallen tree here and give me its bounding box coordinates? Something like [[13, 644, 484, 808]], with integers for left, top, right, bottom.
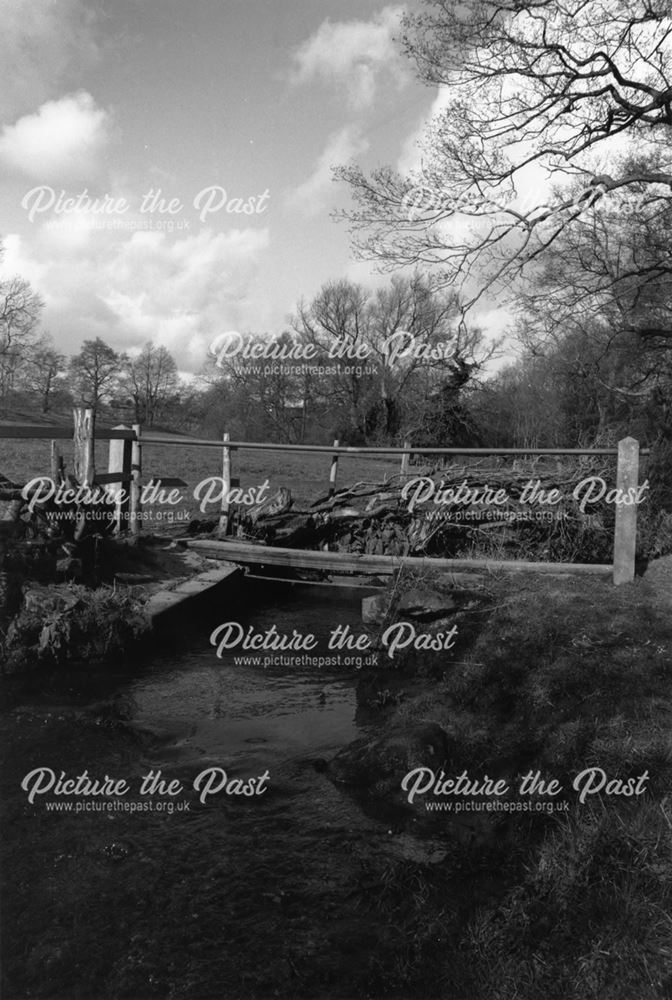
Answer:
[[232, 457, 631, 565]]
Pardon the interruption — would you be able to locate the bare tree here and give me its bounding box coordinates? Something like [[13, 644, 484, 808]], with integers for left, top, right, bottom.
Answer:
[[510, 163, 672, 438], [20, 334, 67, 413], [295, 275, 492, 441], [0, 275, 43, 408], [294, 281, 377, 439], [205, 330, 309, 442], [123, 343, 180, 426], [69, 338, 121, 415], [337, 0, 672, 313]]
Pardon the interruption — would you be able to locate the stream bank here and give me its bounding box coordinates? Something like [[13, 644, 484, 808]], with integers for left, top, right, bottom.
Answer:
[[2, 563, 672, 999]]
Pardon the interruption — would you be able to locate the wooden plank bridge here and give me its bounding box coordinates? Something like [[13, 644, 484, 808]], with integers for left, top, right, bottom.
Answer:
[[185, 539, 613, 578]]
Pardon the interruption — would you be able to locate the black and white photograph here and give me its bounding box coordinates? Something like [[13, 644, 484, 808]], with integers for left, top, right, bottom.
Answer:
[[1, 1, 672, 998]]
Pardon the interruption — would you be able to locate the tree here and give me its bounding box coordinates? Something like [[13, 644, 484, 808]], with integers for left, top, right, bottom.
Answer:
[[0, 273, 43, 408], [203, 277, 492, 445], [338, 0, 672, 315], [20, 334, 67, 413], [69, 338, 120, 415], [294, 275, 491, 442], [294, 280, 378, 441], [204, 331, 311, 442], [512, 165, 672, 442], [122, 343, 180, 426]]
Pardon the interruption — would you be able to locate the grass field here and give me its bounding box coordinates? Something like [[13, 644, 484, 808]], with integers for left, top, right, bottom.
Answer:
[[0, 426, 404, 527]]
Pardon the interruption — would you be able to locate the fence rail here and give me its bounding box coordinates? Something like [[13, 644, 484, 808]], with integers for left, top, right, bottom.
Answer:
[[0, 409, 649, 585], [142, 436, 639, 456], [0, 422, 651, 455], [0, 424, 135, 440]]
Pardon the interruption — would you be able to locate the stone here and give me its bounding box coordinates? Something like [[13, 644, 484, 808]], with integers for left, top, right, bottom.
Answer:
[[23, 586, 80, 615], [362, 593, 390, 625], [327, 721, 453, 793], [397, 587, 456, 620]]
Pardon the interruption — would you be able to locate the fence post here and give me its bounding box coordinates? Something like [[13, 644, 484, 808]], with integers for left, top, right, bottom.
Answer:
[[108, 425, 132, 533], [400, 437, 411, 475], [50, 440, 64, 484], [613, 436, 639, 585], [219, 432, 231, 536], [329, 439, 340, 497], [129, 424, 142, 536], [73, 408, 95, 485]]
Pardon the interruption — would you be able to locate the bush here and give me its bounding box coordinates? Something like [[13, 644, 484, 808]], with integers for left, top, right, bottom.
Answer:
[[2, 584, 149, 673]]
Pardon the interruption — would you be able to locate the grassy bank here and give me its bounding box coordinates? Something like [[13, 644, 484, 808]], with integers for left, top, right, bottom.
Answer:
[[362, 565, 672, 999]]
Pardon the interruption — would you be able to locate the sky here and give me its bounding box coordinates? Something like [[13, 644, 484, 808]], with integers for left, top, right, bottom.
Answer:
[[0, 0, 506, 374]]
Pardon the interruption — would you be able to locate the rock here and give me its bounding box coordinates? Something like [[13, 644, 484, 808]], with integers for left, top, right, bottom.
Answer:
[[56, 556, 84, 579], [362, 592, 390, 625], [23, 585, 80, 614], [397, 587, 456, 620], [382, 833, 448, 865], [327, 721, 453, 798]]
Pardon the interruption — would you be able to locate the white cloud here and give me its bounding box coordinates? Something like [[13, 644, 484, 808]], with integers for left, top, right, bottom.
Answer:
[[397, 86, 452, 174], [0, 0, 99, 121], [291, 6, 409, 109], [0, 225, 271, 370], [0, 92, 112, 184], [286, 127, 369, 216]]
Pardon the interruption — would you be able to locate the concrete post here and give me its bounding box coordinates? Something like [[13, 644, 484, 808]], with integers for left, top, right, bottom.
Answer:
[[218, 432, 231, 537], [107, 425, 132, 532], [329, 439, 340, 497], [129, 424, 142, 536], [613, 436, 639, 585]]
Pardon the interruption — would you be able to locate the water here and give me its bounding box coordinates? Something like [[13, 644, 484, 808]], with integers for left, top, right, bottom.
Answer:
[[2, 581, 430, 1000]]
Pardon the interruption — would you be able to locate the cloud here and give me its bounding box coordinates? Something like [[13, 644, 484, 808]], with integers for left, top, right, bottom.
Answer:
[[397, 86, 452, 174], [101, 228, 271, 367], [0, 92, 112, 184], [291, 6, 408, 109], [0, 0, 99, 121], [286, 127, 369, 216], [0, 225, 271, 371]]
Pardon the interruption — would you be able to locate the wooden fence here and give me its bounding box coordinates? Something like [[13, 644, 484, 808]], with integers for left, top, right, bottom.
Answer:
[[0, 408, 649, 585]]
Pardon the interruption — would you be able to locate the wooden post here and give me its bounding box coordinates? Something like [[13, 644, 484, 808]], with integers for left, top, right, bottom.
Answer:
[[219, 432, 231, 536], [613, 436, 639, 585], [329, 439, 340, 497], [400, 437, 411, 475], [108, 426, 132, 533], [50, 440, 64, 484], [129, 424, 142, 536], [73, 408, 95, 485]]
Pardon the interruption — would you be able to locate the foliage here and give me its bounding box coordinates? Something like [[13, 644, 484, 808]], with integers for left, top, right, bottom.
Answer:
[[3, 584, 149, 673]]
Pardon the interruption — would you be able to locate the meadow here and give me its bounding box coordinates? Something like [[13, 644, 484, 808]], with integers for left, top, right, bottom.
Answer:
[[0, 424, 403, 527]]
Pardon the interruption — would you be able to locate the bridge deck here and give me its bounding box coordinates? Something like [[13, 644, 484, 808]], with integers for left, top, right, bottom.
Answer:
[[185, 539, 612, 578]]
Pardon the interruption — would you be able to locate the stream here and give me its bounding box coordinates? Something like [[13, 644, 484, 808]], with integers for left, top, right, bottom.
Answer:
[[1, 580, 445, 1000]]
